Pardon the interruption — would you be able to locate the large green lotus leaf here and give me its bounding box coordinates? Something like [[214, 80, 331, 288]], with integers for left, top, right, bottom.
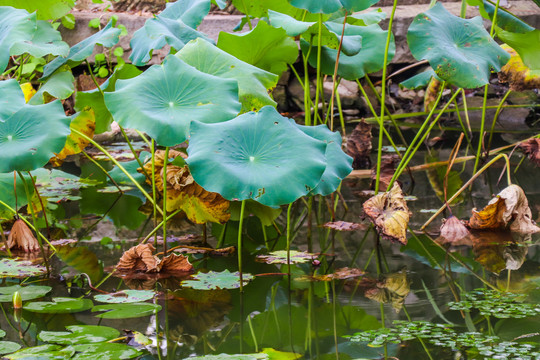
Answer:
[[92, 303, 161, 319], [94, 290, 154, 304], [0, 259, 46, 277], [0, 7, 36, 73], [231, 0, 301, 18], [289, 0, 342, 13], [11, 20, 69, 58], [217, 21, 298, 76], [0, 342, 20, 355], [0, 79, 70, 172], [340, 0, 381, 12], [105, 55, 240, 146], [29, 69, 74, 105], [0, 285, 51, 302], [24, 297, 94, 314], [186, 106, 327, 206], [496, 28, 540, 71], [296, 124, 352, 196], [407, 2, 510, 89], [0, 172, 32, 220], [129, 0, 211, 66], [0, 0, 75, 20], [177, 38, 278, 112], [343, 8, 386, 26], [5, 344, 74, 359], [43, 20, 120, 78], [70, 343, 141, 360], [75, 64, 142, 134], [38, 325, 119, 345], [301, 23, 394, 80], [467, 0, 534, 33], [181, 270, 255, 290], [399, 68, 442, 89]]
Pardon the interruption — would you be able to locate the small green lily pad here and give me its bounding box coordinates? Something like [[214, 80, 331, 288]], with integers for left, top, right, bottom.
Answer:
[[70, 343, 141, 360], [94, 290, 155, 304], [181, 270, 255, 290], [0, 341, 21, 355], [0, 259, 46, 278], [5, 344, 74, 359], [38, 325, 120, 345], [24, 297, 94, 314], [0, 285, 51, 302], [257, 250, 316, 264], [92, 303, 161, 319]]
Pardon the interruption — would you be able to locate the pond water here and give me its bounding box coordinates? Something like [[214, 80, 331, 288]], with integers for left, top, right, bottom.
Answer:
[[1, 142, 539, 360]]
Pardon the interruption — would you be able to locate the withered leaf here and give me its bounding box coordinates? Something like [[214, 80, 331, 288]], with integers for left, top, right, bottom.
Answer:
[[363, 183, 410, 244], [364, 269, 410, 313], [439, 216, 470, 243], [116, 243, 193, 274], [7, 219, 40, 253], [371, 155, 398, 192], [469, 230, 526, 274], [424, 77, 442, 112], [469, 185, 540, 234], [323, 221, 366, 231], [498, 45, 540, 92], [50, 109, 96, 167], [158, 253, 193, 273], [518, 138, 540, 167], [347, 120, 372, 169]]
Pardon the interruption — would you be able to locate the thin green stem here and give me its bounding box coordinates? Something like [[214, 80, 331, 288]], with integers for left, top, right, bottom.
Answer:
[[329, 12, 348, 132], [473, 84, 489, 176], [119, 125, 149, 179], [81, 150, 124, 194], [313, 14, 324, 126], [162, 147, 169, 254], [286, 202, 294, 276], [151, 140, 158, 245], [487, 89, 512, 154], [303, 37, 314, 126], [238, 200, 246, 292]]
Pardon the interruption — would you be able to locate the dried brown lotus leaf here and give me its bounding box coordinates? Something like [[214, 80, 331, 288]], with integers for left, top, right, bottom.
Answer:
[[440, 216, 470, 243], [156, 253, 193, 273], [469, 185, 540, 234], [116, 244, 159, 273], [498, 45, 540, 92], [363, 183, 410, 244], [347, 120, 372, 169], [518, 138, 540, 167], [7, 219, 40, 253], [370, 155, 398, 192], [364, 269, 410, 312]]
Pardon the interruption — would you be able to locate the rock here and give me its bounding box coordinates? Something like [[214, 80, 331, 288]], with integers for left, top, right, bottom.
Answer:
[[323, 79, 361, 109]]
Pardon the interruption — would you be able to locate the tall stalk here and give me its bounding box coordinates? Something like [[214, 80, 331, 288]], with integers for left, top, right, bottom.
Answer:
[[162, 147, 169, 254], [313, 14, 324, 126], [238, 200, 246, 292]]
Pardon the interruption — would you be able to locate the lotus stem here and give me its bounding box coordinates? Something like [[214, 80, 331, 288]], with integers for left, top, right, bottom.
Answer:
[[151, 140, 158, 245], [286, 202, 294, 276], [303, 37, 314, 126], [329, 11, 348, 133], [238, 199, 246, 292], [118, 124, 149, 179], [27, 171, 50, 239], [85, 60, 104, 96], [473, 84, 489, 176], [81, 150, 124, 194], [162, 147, 169, 254], [487, 89, 512, 155], [313, 13, 324, 126]]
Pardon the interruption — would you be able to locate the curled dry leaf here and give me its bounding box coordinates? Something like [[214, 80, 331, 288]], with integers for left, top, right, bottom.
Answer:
[[371, 155, 398, 192], [469, 185, 540, 234], [498, 45, 540, 92], [518, 138, 540, 167], [116, 244, 193, 274], [439, 216, 470, 243], [364, 269, 410, 313], [346, 120, 372, 169], [363, 183, 410, 245], [7, 219, 40, 253], [315, 267, 365, 281], [323, 221, 366, 231]]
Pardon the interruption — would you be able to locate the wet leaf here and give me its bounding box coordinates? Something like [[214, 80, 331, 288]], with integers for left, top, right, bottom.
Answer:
[[50, 109, 96, 167], [257, 250, 315, 264], [70, 343, 141, 359], [5, 344, 74, 360], [363, 183, 410, 244], [115, 243, 193, 274], [55, 245, 104, 284], [0, 341, 21, 355], [518, 138, 540, 167], [181, 270, 254, 290], [469, 184, 540, 234], [0, 259, 46, 278], [347, 121, 372, 170], [38, 325, 120, 345], [7, 219, 39, 253], [24, 297, 93, 314], [92, 302, 161, 319], [94, 290, 154, 304], [439, 216, 470, 243], [0, 285, 51, 302], [498, 44, 540, 91], [323, 221, 366, 231], [364, 269, 410, 312]]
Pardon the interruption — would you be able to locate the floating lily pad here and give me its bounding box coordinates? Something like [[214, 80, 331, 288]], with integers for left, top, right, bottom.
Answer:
[[186, 106, 327, 207], [4, 344, 74, 360], [10, 20, 69, 59], [105, 55, 240, 146], [33, 168, 99, 202], [0, 285, 51, 302], [0, 7, 36, 73], [24, 297, 94, 314], [407, 2, 510, 88], [70, 343, 141, 360], [94, 290, 155, 304], [0, 259, 46, 278], [181, 270, 254, 290], [0, 341, 21, 355], [92, 303, 161, 319], [257, 250, 315, 264], [38, 325, 120, 345]]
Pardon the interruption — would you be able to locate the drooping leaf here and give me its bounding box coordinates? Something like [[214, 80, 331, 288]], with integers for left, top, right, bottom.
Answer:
[[38, 325, 120, 345], [49, 109, 95, 167], [29, 70, 75, 105], [115, 243, 193, 274], [94, 290, 155, 304], [467, 0, 534, 33], [92, 302, 161, 319], [498, 44, 540, 91], [186, 106, 327, 207], [55, 245, 104, 284], [24, 297, 94, 314], [256, 250, 315, 264], [399, 68, 442, 90], [0, 7, 36, 73], [70, 343, 141, 360], [0, 0, 75, 20], [363, 183, 410, 244], [105, 55, 240, 146], [129, 0, 212, 65], [0, 285, 51, 302], [10, 20, 69, 58], [0, 259, 46, 278], [0, 79, 70, 172], [7, 219, 39, 253], [217, 21, 298, 76], [407, 2, 510, 89], [497, 28, 540, 72], [181, 270, 254, 290], [43, 20, 120, 78], [289, 0, 342, 13], [518, 138, 540, 167], [178, 38, 279, 112]]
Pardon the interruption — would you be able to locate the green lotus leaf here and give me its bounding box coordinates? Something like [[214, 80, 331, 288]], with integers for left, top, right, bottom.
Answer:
[[29, 69, 74, 105], [0, 172, 33, 220], [339, 0, 381, 12], [407, 2, 510, 89], [0, 0, 75, 20], [38, 325, 120, 345], [343, 8, 386, 26], [129, 0, 212, 66], [467, 0, 534, 33], [399, 68, 441, 89], [94, 290, 155, 304], [0, 7, 36, 73], [268, 10, 362, 56], [0, 259, 46, 278], [24, 297, 94, 314], [177, 38, 278, 112], [496, 28, 540, 71], [10, 20, 69, 58], [0, 341, 21, 355], [5, 344, 74, 359], [257, 250, 315, 264], [301, 23, 394, 80], [230, 0, 300, 19], [0, 79, 70, 172], [75, 64, 142, 134], [0, 329, 4, 338], [92, 302, 161, 319], [181, 269, 255, 290], [70, 343, 141, 360], [105, 55, 240, 146], [217, 21, 298, 76], [295, 124, 352, 196], [186, 106, 327, 206], [42, 20, 120, 78], [0, 285, 51, 302], [289, 0, 342, 14]]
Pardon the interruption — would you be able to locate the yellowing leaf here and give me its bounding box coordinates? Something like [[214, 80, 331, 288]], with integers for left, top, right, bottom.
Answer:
[[498, 44, 540, 91], [469, 184, 540, 234], [50, 109, 95, 167], [424, 76, 442, 112], [20, 83, 36, 103], [364, 269, 410, 312], [363, 183, 410, 244]]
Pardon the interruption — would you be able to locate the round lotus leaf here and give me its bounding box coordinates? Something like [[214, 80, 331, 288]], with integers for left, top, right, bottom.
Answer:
[[340, 0, 381, 12], [24, 297, 94, 314], [104, 55, 241, 146], [181, 269, 255, 290], [186, 106, 327, 207], [38, 325, 120, 345], [0, 79, 70, 172], [91, 302, 161, 319], [0, 341, 20, 355], [295, 124, 352, 196], [0, 259, 46, 278], [70, 343, 141, 360], [0, 285, 51, 302], [94, 290, 155, 304], [10, 20, 69, 58], [407, 2, 510, 89]]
